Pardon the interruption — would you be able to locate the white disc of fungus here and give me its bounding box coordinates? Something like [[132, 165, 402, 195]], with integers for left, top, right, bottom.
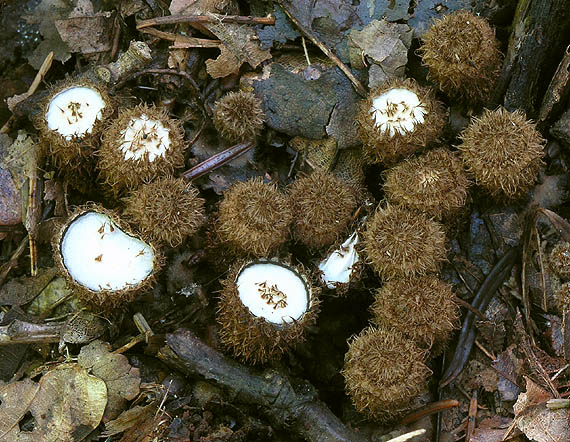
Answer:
[[319, 232, 359, 289], [46, 87, 106, 140], [370, 88, 427, 137], [61, 212, 154, 292], [236, 262, 309, 324], [120, 114, 170, 162]]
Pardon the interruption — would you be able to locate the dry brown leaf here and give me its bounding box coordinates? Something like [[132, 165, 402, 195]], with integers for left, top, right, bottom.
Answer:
[[205, 23, 271, 78], [514, 377, 570, 442], [102, 403, 157, 437], [0, 267, 57, 306], [78, 340, 141, 422], [0, 364, 107, 441]]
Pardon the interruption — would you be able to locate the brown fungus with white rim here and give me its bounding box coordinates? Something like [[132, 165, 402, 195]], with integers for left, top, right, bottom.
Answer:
[[53, 205, 162, 310], [98, 104, 185, 194], [217, 259, 320, 365]]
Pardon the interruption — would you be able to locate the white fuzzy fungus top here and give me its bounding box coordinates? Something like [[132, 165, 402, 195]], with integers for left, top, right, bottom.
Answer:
[[61, 211, 155, 292], [236, 262, 309, 324], [370, 88, 427, 137], [46, 86, 106, 140], [120, 115, 170, 162], [319, 232, 359, 289]]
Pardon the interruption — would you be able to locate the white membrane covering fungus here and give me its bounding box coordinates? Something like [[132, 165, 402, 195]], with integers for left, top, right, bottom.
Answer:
[[319, 232, 359, 289], [370, 88, 427, 137], [46, 86, 106, 140], [61, 211, 155, 292], [120, 115, 170, 162], [236, 262, 309, 324]]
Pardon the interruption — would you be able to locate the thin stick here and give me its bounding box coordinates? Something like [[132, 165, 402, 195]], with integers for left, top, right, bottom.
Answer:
[[181, 141, 254, 181], [465, 390, 478, 442], [0, 236, 28, 286], [454, 295, 488, 321], [139, 27, 222, 48], [301, 36, 311, 66], [401, 399, 459, 425], [137, 14, 275, 29], [275, 0, 367, 97]]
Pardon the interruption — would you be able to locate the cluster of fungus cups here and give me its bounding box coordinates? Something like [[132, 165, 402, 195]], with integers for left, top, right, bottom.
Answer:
[[37, 79, 114, 189], [98, 105, 185, 193], [420, 10, 502, 105], [356, 78, 446, 165], [54, 206, 162, 310], [217, 259, 320, 364], [458, 107, 545, 199]]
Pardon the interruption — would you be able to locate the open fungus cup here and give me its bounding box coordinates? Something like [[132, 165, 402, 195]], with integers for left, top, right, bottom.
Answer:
[[53, 205, 163, 310], [217, 259, 320, 364]]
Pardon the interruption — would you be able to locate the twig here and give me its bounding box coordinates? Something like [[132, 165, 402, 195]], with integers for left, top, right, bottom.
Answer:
[[158, 329, 365, 442], [440, 248, 518, 388], [139, 27, 221, 48], [386, 430, 426, 442], [401, 399, 459, 425], [465, 390, 478, 442], [0, 236, 28, 286], [275, 0, 367, 97], [181, 141, 254, 181], [0, 319, 62, 345], [454, 296, 488, 321], [137, 14, 275, 29]]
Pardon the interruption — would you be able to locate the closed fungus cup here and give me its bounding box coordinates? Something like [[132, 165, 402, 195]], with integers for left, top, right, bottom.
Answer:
[[420, 10, 502, 105], [459, 107, 545, 199], [318, 231, 364, 295], [216, 178, 292, 257], [217, 259, 320, 364], [549, 242, 570, 280], [54, 206, 162, 309], [212, 90, 265, 142], [371, 276, 459, 351], [342, 326, 431, 421], [36, 79, 114, 188], [288, 172, 358, 250], [98, 105, 185, 193], [123, 176, 205, 247], [364, 204, 447, 280], [356, 78, 446, 165], [383, 148, 470, 220]]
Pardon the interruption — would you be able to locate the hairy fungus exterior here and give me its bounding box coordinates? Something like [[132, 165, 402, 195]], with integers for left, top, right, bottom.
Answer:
[[53, 205, 162, 310], [98, 105, 185, 193], [356, 78, 446, 165], [36, 79, 114, 189], [288, 172, 358, 249], [371, 276, 459, 350], [549, 242, 570, 280], [216, 178, 292, 257], [364, 204, 446, 279], [342, 326, 430, 421], [217, 259, 320, 364], [420, 10, 502, 104], [212, 91, 265, 142], [458, 108, 545, 199], [554, 282, 570, 313], [123, 176, 205, 247], [383, 148, 470, 220]]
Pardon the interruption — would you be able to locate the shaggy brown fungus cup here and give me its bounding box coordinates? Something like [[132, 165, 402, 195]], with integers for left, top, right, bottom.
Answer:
[[458, 107, 545, 199], [54, 205, 162, 310], [420, 10, 502, 104], [342, 326, 431, 421], [363, 204, 447, 280], [98, 105, 185, 193], [217, 259, 320, 364], [356, 78, 446, 165]]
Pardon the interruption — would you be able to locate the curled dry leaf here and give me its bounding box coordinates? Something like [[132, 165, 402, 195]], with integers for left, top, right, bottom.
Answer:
[[514, 377, 570, 442], [0, 364, 107, 441], [78, 340, 141, 422]]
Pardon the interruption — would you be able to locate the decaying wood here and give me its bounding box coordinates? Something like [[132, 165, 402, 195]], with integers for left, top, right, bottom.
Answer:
[[136, 14, 275, 29], [159, 329, 366, 442], [495, 0, 570, 117]]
